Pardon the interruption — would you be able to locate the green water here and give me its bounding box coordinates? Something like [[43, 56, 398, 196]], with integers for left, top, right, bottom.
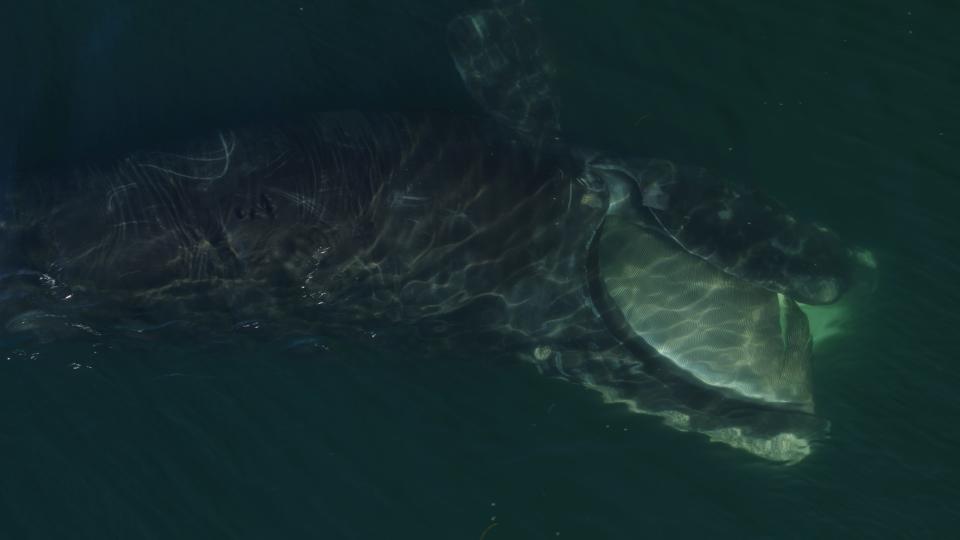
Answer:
[[2, 1, 958, 538]]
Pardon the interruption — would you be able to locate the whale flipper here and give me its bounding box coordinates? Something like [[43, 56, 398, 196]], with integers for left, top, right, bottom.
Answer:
[[447, 1, 560, 138]]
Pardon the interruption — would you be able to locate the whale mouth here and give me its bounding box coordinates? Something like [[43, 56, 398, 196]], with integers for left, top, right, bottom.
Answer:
[[586, 213, 831, 462], [598, 215, 815, 408]]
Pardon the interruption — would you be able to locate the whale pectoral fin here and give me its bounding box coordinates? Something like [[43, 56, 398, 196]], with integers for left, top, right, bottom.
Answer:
[[447, 1, 560, 137]]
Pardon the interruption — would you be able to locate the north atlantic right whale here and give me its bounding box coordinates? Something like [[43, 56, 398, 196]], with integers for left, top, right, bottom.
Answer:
[[0, 3, 875, 462]]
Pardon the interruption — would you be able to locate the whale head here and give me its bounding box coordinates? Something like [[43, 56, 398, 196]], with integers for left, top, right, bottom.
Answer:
[[573, 153, 876, 461]]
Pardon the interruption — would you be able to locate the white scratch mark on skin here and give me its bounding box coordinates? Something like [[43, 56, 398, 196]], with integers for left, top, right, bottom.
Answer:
[[105, 183, 138, 213], [137, 131, 236, 184]]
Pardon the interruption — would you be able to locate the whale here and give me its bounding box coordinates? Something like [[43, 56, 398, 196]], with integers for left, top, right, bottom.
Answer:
[[0, 3, 875, 462]]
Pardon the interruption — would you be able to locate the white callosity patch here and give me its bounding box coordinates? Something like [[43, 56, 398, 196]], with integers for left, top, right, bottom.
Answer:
[[702, 427, 811, 464], [588, 385, 812, 463]]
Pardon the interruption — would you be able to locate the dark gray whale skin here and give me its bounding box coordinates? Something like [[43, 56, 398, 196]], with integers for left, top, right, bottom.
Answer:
[[3, 112, 592, 339], [0, 111, 833, 460]]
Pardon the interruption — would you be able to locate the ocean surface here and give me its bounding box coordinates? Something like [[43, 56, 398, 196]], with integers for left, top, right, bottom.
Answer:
[[1, 1, 958, 538]]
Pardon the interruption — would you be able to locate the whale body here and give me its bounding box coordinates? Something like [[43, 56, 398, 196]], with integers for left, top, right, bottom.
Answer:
[[0, 4, 874, 462]]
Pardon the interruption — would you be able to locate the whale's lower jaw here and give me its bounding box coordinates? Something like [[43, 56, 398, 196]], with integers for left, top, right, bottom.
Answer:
[[597, 215, 815, 407]]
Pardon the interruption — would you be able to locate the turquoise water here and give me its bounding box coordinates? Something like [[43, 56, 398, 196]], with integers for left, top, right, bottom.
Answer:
[[2, 1, 959, 538]]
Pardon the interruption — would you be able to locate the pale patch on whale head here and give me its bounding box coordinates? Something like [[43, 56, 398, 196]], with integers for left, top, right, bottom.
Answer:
[[796, 250, 875, 349], [587, 384, 816, 463], [798, 299, 852, 347]]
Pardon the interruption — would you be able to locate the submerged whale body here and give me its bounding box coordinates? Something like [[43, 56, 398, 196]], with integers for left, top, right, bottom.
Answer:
[[0, 4, 874, 462]]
